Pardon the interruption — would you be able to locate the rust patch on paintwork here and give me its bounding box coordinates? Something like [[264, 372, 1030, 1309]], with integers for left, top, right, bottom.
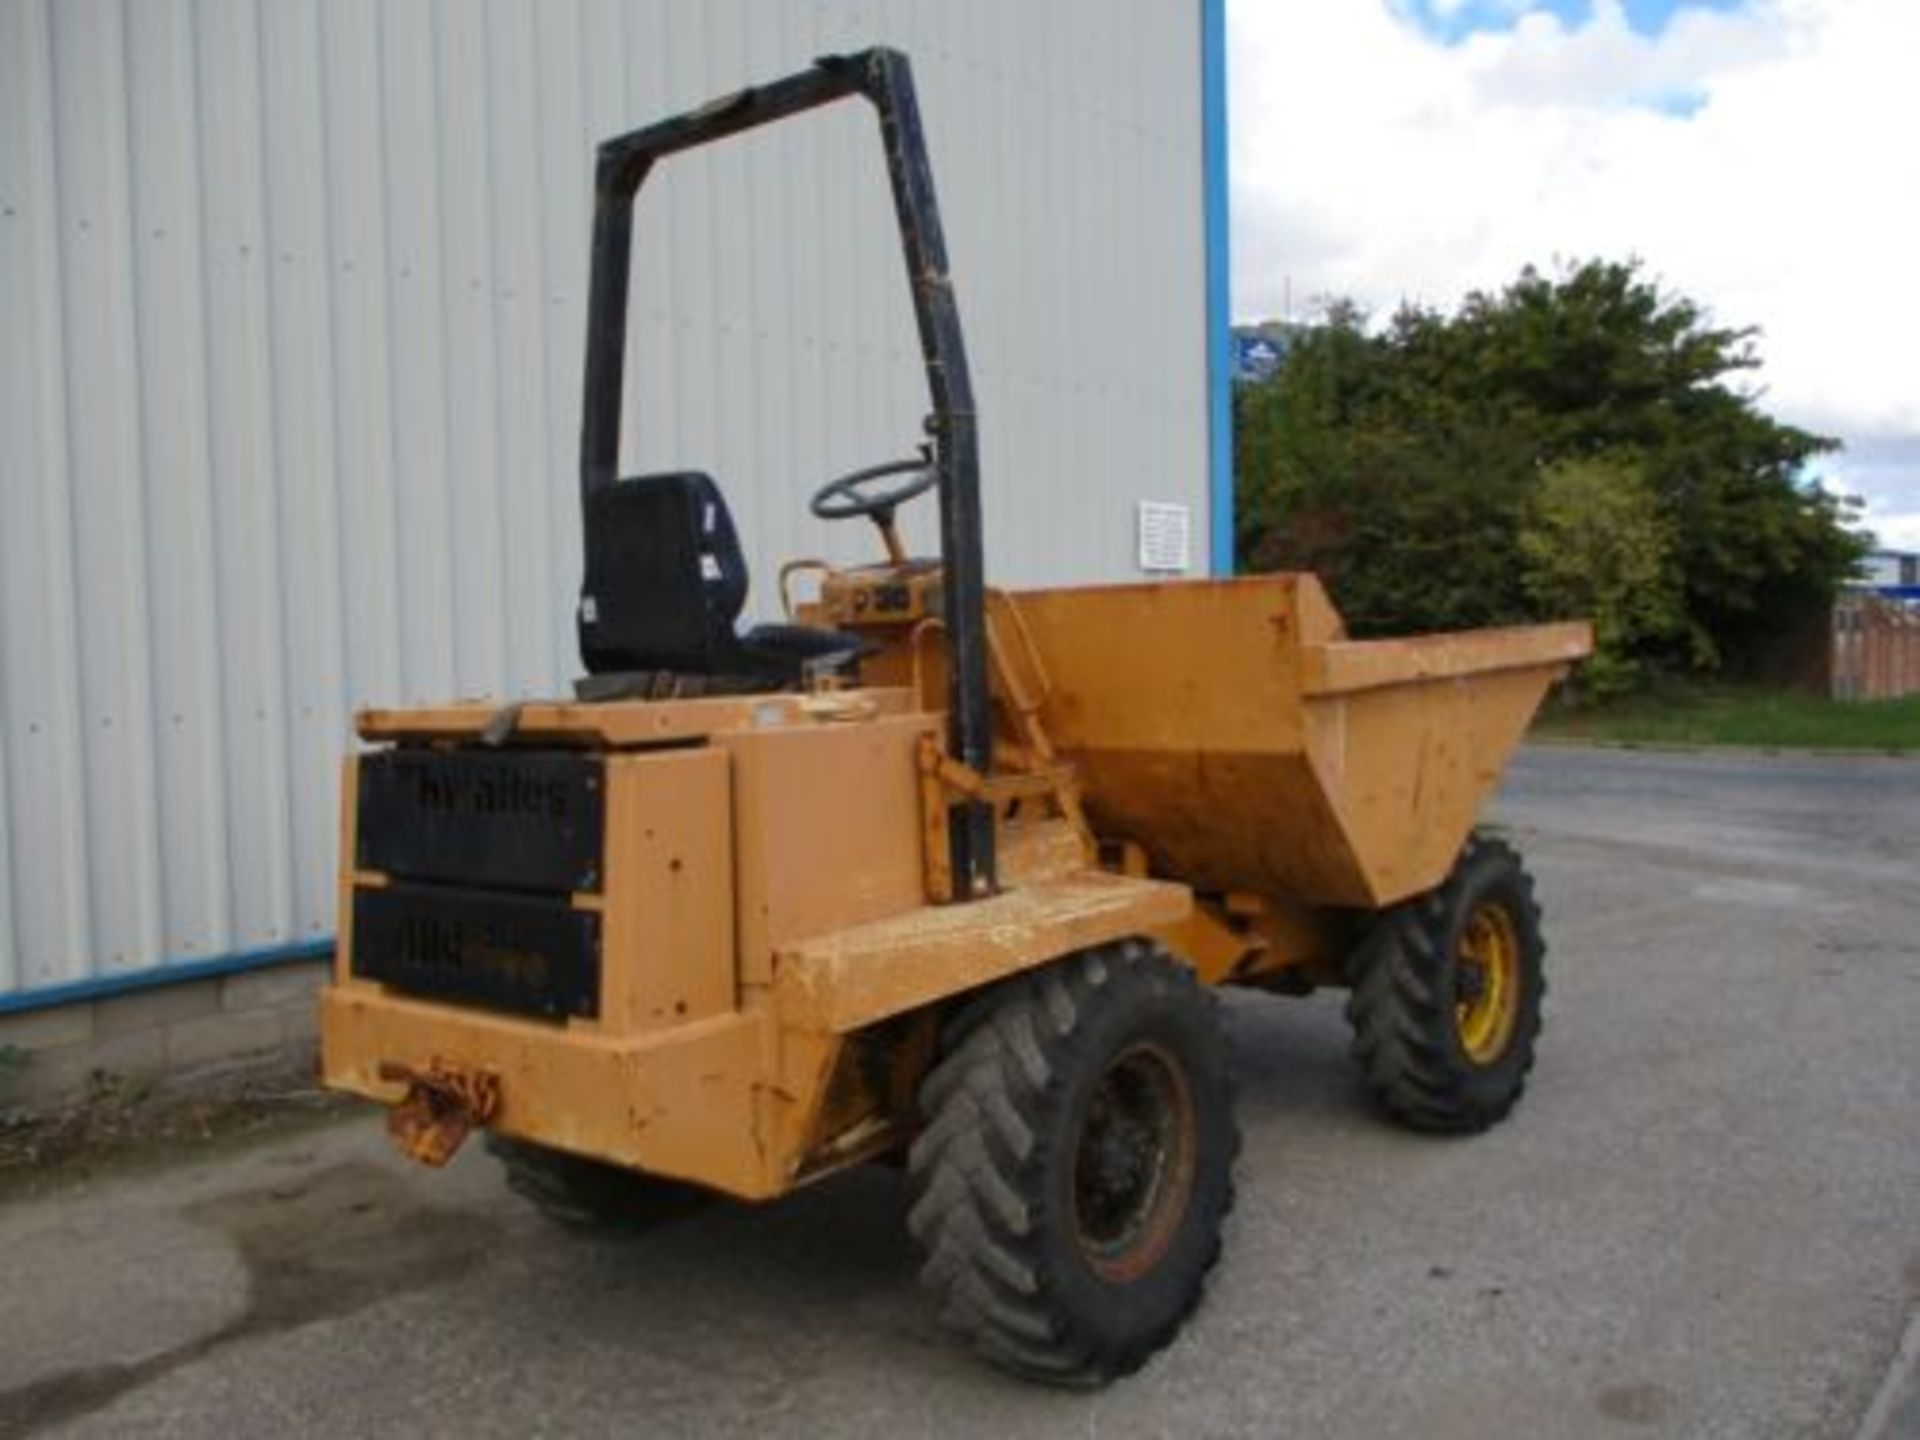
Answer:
[[378, 1060, 500, 1167]]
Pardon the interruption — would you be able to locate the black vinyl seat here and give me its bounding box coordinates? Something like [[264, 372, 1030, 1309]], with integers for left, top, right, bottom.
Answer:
[[576, 472, 862, 696]]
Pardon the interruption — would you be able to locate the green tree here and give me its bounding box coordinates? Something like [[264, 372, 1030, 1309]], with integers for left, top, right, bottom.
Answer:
[[1236, 302, 1537, 636], [1234, 260, 1865, 679], [1519, 459, 1680, 695]]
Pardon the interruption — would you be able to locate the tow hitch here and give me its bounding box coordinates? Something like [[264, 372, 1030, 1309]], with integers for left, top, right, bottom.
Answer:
[[378, 1061, 501, 1167]]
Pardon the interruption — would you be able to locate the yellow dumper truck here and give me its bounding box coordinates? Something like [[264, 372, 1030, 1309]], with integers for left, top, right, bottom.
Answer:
[[320, 49, 1590, 1385]]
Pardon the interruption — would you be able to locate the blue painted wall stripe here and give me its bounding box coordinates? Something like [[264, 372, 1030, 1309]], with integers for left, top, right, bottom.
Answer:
[[1201, 0, 1234, 576], [0, 939, 333, 1017]]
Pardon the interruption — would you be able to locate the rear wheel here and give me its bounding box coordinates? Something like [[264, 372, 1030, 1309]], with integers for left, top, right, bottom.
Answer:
[[1346, 835, 1545, 1133], [907, 940, 1238, 1387], [486, 1135, 711, 1231]]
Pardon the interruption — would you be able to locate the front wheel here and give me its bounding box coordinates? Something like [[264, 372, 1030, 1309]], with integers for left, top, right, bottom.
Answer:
[[1346, 834, 1546, 1133], [906, 941, 1238, 1387]]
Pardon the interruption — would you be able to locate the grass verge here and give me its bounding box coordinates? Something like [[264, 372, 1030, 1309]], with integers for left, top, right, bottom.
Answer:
[[1537, 685, 1920, 752]]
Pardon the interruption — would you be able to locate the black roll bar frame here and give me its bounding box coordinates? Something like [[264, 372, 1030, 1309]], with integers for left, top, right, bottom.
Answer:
[[578, 48, 995, 898]]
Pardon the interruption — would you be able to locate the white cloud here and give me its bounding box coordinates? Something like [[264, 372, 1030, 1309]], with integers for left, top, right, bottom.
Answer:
[[1228, 0, 1920, 545], [1828, 437, 1920, 550]]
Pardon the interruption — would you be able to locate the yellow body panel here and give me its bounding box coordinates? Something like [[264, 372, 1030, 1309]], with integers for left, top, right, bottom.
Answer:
[[597, 748, 734, 1032], [718, 712, 935, 988], [356, 687, 918, 747], [775, 871, 1188, 1034], [322, 987, 774, 1194]]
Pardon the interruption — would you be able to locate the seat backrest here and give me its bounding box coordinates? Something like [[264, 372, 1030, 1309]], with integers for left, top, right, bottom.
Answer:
[[577, 472, 749, 675]]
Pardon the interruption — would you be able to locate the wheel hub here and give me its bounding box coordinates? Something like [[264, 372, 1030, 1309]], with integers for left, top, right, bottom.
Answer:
[[1072, 1042, 1197, 1283], [1455, 899, 1522, 1065]]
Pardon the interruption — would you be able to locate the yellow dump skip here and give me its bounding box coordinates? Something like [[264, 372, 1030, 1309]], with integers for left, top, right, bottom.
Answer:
[[1007, 575, 1591, 908]]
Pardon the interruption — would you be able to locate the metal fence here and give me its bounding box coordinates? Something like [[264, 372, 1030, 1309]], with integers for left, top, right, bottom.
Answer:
[[1831, 596, 1920, 701]]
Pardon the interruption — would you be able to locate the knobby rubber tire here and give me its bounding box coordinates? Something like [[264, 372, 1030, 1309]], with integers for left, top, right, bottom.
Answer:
[[486, 1134, 711, 1232], [1345, 834, 1546, 1134], [906, 940, 1239, 1387]]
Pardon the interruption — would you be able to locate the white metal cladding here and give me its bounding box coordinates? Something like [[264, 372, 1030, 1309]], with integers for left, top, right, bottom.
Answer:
[[0, 0, 1210, 1001]]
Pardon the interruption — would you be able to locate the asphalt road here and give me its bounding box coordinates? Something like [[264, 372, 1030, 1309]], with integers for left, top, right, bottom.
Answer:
[[1, 745, 1915, 1439]]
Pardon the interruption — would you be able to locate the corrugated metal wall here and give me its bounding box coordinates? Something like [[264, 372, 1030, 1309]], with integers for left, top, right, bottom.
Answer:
[[0, 0, 1211, 1004]]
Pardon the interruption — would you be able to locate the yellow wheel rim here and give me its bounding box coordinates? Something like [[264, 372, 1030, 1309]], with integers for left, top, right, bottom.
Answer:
[[1455, 901, 1521, 1065]]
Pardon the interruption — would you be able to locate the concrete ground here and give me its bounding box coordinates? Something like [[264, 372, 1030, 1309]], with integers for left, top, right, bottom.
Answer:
[[0, 745, 1914, 1439]]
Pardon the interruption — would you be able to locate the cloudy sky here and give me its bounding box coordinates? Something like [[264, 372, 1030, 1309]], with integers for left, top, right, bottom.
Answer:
[[1226, 0, 1919, 550]]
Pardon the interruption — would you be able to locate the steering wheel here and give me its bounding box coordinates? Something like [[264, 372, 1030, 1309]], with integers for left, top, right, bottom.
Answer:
[[810, 454, 938, 523]]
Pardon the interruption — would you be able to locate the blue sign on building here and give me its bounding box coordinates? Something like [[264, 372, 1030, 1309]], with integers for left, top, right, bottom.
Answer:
[[1232, 329, 1293, 382]]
